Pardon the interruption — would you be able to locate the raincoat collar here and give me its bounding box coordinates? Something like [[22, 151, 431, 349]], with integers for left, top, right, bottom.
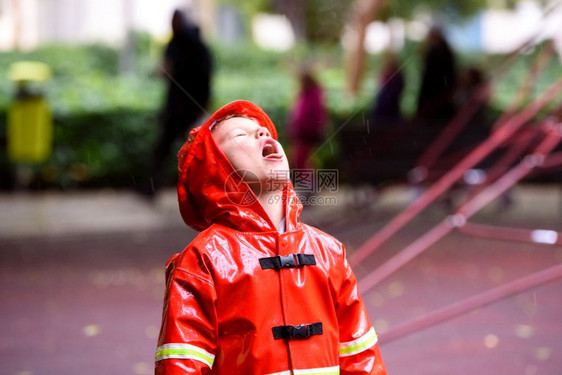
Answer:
[[177, 100, 303, 233]]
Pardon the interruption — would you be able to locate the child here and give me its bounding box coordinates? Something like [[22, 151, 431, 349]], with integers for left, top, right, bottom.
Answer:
[[155, 100, 387, 374]]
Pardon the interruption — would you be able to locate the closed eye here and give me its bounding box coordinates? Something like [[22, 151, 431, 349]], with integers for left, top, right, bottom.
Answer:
[[229, 130, 247, 138]]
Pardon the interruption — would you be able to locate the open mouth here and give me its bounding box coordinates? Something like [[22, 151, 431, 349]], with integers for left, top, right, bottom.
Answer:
[[262, 139, 282, 159]]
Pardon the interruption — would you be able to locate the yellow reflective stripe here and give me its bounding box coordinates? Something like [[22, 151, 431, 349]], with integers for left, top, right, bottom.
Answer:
[[294, 366, 340, 375], [267, 366, 339, 375], [155, 343, 214, 368], [339, 327, 378, 357]]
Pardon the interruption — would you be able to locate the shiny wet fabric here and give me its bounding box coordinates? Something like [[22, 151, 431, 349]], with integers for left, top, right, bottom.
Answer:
[[156, 100, 387, 374]]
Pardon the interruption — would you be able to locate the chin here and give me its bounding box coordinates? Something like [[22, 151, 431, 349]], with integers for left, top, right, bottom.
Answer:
[[268, 162, 290, 175]]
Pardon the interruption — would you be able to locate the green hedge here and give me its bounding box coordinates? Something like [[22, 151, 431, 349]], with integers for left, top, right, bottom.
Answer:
[[0, 39, 560, 189]]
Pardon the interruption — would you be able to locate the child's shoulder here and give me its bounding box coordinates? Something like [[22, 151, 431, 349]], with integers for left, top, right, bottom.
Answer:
[[300, 222, 340, 241], [168, 224, 229, 266], [300, 222, 345, 252], [298, 223, 351, 270], [191, 223, 226, 246]]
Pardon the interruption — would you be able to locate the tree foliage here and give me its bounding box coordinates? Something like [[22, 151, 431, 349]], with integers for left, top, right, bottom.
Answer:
[[217, 0, 503, 43], [384, 0, 488, 22], [305, 0, 351, 43], [219, 0, 273, 20]]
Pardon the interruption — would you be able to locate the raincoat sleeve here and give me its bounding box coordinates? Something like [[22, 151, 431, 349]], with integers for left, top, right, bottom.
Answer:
[[155, 252, 218, 375], [336, 246, 387, 375]]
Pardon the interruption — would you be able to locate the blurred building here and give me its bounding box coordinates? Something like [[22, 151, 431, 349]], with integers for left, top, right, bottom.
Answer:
[[1, 0, 561, 57], [480, 0, 561, 53], [359, 1, 562, 57], [0, 0, 215, 50]]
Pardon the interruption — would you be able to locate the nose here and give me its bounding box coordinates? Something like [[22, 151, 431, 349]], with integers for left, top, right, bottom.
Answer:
[[257, 126, 271, 138]]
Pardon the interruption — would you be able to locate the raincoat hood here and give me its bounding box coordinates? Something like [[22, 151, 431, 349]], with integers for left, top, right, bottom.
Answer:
[[177, 100, 302, 232]]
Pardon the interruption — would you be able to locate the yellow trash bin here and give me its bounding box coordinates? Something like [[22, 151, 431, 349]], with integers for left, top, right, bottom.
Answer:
[[7, 61, 53, 163]]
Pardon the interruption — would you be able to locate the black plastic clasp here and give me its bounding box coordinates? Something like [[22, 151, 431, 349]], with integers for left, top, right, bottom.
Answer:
[[289, 324, 309, 338], [272, 322, 323, 340], [279, 255, 296, 268], [259, 254, 316, 270]]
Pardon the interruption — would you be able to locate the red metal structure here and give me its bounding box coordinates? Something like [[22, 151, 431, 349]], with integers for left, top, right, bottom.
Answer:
[[349, 53, 562, 343], [339, 2, 562, 344], [350, 78, 562, 267], [412, 41, 556, 185], [380, 262, 562, 343], [355, 121, 562, 343], [357, 122, 562, 293]]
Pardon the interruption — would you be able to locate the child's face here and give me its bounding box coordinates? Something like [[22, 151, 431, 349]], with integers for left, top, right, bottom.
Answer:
[[212, 117, 289, 190]]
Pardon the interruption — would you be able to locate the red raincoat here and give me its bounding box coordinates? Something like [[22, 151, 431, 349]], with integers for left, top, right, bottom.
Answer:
[[155, 101, 387, 374]]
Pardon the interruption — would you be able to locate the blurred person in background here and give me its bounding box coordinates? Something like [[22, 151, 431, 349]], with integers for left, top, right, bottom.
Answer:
[[142, 9, 212, 198], [415, 27, 457, 125], [452, 66, 490, 129], [370, 51, 405, 130], [286, 69, 327, 171]]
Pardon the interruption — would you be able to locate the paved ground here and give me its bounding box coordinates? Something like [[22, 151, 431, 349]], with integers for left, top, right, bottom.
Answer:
[[0, 185, 561, 374]]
